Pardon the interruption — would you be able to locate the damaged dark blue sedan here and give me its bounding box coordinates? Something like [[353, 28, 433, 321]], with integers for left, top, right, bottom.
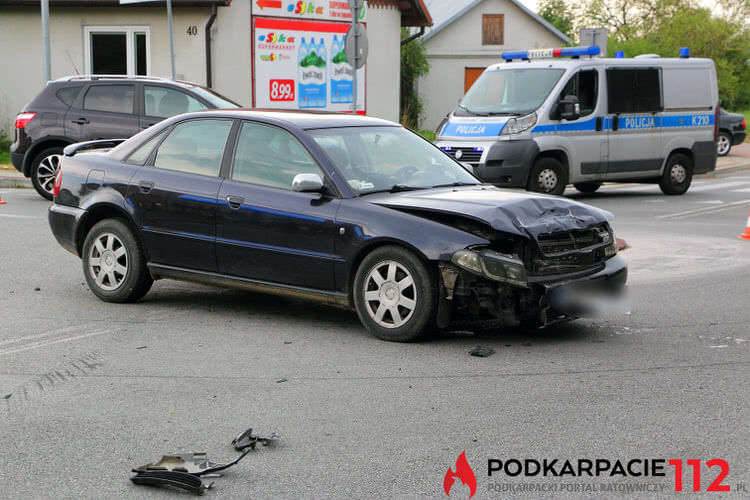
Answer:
[[48, 110, 626, 341]]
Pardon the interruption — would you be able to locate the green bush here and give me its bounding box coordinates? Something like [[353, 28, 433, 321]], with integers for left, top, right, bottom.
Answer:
[[0, 130, 10, 152]]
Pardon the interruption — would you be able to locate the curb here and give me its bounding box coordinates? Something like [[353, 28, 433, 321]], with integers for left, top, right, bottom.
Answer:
[[705, 160, 750, 178], [0, 176, 32, 189]]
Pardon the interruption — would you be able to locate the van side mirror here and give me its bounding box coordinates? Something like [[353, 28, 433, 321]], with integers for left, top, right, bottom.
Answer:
[[292, 173, 324, 193], [559, 95, 580, 121]]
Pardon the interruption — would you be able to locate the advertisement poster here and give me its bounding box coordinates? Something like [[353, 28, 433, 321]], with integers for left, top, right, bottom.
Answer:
[[253, 17, 366, 112], [253, 0, 366, 22]]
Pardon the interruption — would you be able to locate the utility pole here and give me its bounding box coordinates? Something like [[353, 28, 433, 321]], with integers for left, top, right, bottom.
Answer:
[[167, 0, 176, 79], [41, 0, 51, 82]]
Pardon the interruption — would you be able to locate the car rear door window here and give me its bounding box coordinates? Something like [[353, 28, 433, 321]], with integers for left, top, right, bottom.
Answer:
[[56, 86, 81, 107], [607, 68, 662, 113], [153, 119, 232, 176], [144, 85, 208, 118], [231, 122, 324, 189], [83, 84, 135, 114]]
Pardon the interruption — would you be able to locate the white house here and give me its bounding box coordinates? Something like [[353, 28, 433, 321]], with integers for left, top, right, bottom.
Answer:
[[418, 0, 569, 130], [0, 0, 432, 134]]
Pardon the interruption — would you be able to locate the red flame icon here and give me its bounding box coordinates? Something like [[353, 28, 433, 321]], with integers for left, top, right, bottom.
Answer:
[[443, 450, 477, 498]]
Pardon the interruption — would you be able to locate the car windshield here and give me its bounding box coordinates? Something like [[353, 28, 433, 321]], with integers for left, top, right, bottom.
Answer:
[[458, 68, 564, 116], [185, 85, 240, 109], [310, 126, 480, 195]]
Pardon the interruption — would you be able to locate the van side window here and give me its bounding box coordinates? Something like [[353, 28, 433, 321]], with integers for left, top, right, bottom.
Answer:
[[560, 70, 598, 118], [607, 68, 662, 113]]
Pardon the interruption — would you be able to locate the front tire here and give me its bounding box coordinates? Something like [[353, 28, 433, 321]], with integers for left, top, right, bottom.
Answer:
[[716, 132, 732, 157], [527, 157, 568, 195], [82, 219, 153, 303], [353, 246, 437, 342], [30, 147, 64, 200], [659, 153, 693, 195]]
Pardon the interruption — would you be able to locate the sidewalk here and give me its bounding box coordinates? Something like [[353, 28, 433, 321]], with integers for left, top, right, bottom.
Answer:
[[2, 145, 750, 188]]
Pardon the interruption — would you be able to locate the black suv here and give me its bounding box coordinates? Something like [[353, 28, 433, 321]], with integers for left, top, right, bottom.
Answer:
[[10, 75, 238, 199]]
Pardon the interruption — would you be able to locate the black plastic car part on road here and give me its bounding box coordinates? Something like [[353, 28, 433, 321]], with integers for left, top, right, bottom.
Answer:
[[10, 75, 239, 200], [48, 110, 627, 342]]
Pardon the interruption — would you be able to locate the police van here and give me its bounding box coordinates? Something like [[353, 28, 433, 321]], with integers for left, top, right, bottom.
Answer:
[[435, 46, 719, 195]]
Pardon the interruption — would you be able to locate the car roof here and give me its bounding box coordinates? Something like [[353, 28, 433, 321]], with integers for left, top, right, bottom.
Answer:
[[169, 109, 399, 130]]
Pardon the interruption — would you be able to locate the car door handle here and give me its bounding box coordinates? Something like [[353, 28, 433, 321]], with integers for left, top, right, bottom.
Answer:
[[71, 117, 90, 125], [139, 180, 155, 194], [226, 195, 244, 209]]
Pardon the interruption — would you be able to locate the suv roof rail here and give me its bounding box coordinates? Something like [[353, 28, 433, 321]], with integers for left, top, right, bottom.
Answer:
[[54, 75, 175, 82]]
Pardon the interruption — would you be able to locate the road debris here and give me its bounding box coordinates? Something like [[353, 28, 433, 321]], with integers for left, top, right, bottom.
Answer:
[[231, 428, 281, 450], [469, 345, 495, 357], [131, 470, 211, 495]]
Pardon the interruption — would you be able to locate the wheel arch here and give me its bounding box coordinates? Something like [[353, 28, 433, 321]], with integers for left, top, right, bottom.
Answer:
[[660, 148, 693, 175], [530, 149, 570, 183], [23, 137, 72, 176], [76, 203, 146, 259], [346, 238, 435, 306]]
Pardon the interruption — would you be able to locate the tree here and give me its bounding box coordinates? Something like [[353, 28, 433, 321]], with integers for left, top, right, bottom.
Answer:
[[583, 0, 690, 41], [400, 28, 430, 130], [538, 0, 576, 40]]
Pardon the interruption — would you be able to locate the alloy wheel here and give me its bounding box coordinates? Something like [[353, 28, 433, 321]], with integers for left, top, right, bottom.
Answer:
[[88, 233, 128, 291], [717, 135, 731, 156], [363, 260, 417, 329], [36, 154, 62, 195]]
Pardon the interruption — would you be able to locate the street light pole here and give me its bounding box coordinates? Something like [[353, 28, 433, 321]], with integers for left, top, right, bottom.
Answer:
[[166, 0, 176, 79], [41, 0, 51, 82]]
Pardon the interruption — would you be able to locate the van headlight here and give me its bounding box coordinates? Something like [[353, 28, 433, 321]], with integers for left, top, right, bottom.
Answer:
[[451, 249, 528, 287], [501, 111, 537, 135]]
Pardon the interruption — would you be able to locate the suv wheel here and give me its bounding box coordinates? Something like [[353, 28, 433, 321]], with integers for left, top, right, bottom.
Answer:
[[528, 157, 568, 196], [82, 219, 153, 303], [716, 132, 732, 157], [659, 153, 693, 195], [31, 147, 64, 200], [353, 246, 437, 342]]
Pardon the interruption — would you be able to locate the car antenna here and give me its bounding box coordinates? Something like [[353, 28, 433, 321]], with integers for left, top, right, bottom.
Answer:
[[65, 49, 80, 75]]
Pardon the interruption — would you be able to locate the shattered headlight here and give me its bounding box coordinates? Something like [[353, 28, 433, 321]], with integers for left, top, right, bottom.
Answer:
[[501, 111, 537, 135], [451, 249, 528, 287]]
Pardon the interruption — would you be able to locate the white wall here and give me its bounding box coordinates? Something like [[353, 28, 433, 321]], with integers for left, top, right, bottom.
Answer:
[[418, 0, 565, 130], [212, 0, 252, 106], [0, 6, 213, 135], [361, 2, 402, 122]]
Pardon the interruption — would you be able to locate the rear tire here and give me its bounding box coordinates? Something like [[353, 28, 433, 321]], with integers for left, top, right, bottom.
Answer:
[[716, 131, 732, 157], [527, 157, 568, 196], [82, 219, 153, 303], [574, 182, 602, 194], [30, 147, 64, 200], [353, 246, 437, 342], [659, 153, 693, 195]]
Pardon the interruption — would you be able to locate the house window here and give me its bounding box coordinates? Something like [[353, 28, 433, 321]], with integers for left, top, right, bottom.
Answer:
[[482, 14, 504, 45], [84, 26, 150, 75]]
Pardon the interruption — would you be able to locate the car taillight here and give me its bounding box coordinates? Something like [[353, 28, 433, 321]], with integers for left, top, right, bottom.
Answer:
[[742, 119, 746, 130], [53, 168, 63, 198], [15, 112, 36, 129]]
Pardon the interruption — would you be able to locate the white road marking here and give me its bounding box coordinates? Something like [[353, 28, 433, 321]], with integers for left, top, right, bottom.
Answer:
[[694, 200, 724, 204], [0, 328, 114, 357], [731, 188, 750, 193], [688, 181, 750, 192], [657, 199, 750, 219], [0, 214, 45, 219]]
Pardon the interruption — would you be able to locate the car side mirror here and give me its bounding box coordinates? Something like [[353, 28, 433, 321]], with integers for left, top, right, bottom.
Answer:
[[559, 95, 580, 121], [292, 173, 324, 193]]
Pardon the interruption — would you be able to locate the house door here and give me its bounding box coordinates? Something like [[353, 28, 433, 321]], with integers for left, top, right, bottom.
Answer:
[[464, 68, 486, 93]]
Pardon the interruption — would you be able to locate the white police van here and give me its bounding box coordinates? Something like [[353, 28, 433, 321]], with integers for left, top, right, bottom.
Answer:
[[436, 46, 719, 195]]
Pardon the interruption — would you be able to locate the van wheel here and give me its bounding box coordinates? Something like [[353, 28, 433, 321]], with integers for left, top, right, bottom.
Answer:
[[31, 147, 64, 200], [353, 246, 437, 342], [528, 157, 568, 195], [574, 182, 602, 194], [82, 219, 153, 303], [659, 153, 693, 195]]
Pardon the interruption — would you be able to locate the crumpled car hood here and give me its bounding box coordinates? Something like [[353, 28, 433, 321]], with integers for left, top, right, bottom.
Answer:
[[368, 186, 613, 238]]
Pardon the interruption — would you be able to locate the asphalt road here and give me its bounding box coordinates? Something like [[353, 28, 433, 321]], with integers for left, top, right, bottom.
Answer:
[[0, 173, 748, 499]]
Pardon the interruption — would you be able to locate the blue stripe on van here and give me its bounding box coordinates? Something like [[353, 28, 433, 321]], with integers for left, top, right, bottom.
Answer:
[[441, 121, 508, 137], [531, 113, 713, 134]]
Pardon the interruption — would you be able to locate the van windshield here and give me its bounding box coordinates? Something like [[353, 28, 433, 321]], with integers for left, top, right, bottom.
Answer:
[[458, 68, 564, 116]]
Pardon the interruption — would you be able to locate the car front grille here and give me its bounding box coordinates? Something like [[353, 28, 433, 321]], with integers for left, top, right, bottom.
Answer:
[[440, 146, 484, 165], [532, 225, 611, 275]]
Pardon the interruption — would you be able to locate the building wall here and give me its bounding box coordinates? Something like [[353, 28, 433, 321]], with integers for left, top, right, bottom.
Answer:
[[360, 2, 401, 122], [418, 0, 564, 130], [0, 2, 403, 136], [0, 6, 213, 135]]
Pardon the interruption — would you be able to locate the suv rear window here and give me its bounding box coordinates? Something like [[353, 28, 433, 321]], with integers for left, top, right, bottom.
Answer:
[[56, 87, 81, 107], [83, 85, 135, 114]]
